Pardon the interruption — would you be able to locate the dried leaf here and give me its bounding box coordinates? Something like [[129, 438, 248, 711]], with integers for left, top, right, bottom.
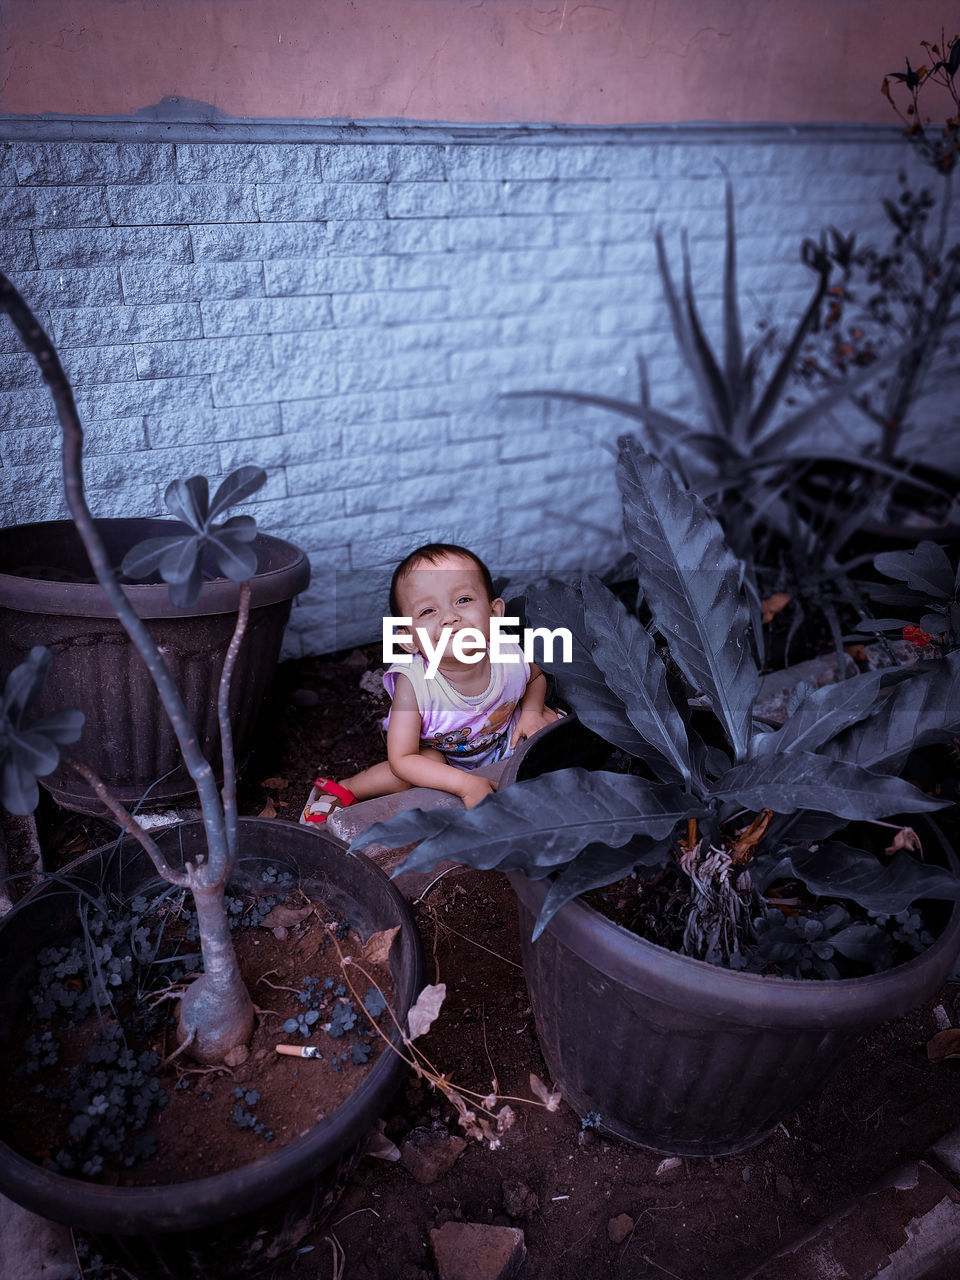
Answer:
[[496, 1104, 517, 1134], [529, 1072, 563, 1112], [262, 775, 289, 789], [258, 797, 277, 819], [884, 826, 922, 856], [762, 592, 792, 624], [406, 983, 446, 1041], [297, 931, 325, 960], [261, 904, 314, 929], [927, 1029, 960, 1062], [362, 926, 400, 968], [359, 669, 386, 695], [361, 1119, 401, 1162], [729, 807, 774, 864]]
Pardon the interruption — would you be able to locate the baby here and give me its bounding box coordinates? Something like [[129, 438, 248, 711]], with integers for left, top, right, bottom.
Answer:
[[302, 543, 558, 822]]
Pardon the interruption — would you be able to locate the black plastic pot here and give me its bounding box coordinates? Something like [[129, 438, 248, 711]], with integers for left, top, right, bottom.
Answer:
[[0, 818, 423, 1278], [501, 716, 960, 1156], [0, 519, 310, 815]]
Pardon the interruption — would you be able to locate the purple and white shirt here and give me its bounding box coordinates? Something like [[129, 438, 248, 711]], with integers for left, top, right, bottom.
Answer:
[[383, 640, 531, 771]]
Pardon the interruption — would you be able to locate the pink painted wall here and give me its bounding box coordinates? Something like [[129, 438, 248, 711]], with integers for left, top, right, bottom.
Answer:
[[1, 0, 957, 125]]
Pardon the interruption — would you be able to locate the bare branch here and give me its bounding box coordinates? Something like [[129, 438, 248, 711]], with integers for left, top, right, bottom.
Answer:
[[219, 580, 251, 874], [65, 759, 190, 887], [0, 271, 230, 874]]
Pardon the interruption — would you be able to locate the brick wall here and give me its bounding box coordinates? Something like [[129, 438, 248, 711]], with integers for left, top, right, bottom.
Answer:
[[0, 131, 941, 655]]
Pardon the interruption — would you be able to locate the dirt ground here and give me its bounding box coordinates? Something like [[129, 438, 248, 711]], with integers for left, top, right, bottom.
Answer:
[[24, 641, 960, 1280]]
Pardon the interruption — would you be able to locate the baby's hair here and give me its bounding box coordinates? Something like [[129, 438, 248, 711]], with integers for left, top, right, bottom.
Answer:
[[389, 543, 496, 616]]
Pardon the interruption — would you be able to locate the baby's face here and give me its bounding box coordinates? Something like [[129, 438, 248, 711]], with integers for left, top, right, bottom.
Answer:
[[395, 553, 504, 658]]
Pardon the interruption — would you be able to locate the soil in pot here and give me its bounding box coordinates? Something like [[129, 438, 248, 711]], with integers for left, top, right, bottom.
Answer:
[[1, 870, 396, 1188]]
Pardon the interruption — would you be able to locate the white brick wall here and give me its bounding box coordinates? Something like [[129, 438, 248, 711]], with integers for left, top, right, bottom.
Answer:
[[0, 130, 953, 656]]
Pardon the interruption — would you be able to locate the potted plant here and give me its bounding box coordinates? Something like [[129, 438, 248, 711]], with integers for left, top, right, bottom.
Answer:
[[507, 185, 921, 669], [0, 485, 310, 818], [351, 437, 960, 1156], [0, 272, 423, 1272]]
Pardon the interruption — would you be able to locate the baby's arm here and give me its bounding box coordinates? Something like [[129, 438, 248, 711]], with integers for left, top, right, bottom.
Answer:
[[510, 663, 560, 748], [387, 674, 496, 809]]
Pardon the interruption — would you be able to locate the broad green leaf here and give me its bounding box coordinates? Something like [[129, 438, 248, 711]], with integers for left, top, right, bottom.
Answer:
[[164, 475, 209, 530], [752, 670, 882, 757], [1, 647, 50, 722], [617, 443, 759, 760], [828, 924, 897, 968], [207, 532, 258, 583], [30, 707, 85, 744], [159, 537, 202, 586], [120, 534, 185, 580], [533, 836, 672, 940], [524, 580, 668, 766], [581, 576, 694, 786], [1, 758, 39, 816], [9, 727, 58, 777], [350, 768, 702, 879], [1, 650, 82, 816], [208, 466, 267, 521], [820, 650, 960, 775], [873, 541, 956, 599], [713, 751, 944, 819], [763, 841, 960, 914], [166, 562, 204, 610], [218, 514, 258, 542]]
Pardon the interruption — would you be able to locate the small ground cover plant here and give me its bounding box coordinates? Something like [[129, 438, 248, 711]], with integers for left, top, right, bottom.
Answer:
[[852, 539, 960, 653], [352, 440, 960, 977], [1, 866, 391, 1184]]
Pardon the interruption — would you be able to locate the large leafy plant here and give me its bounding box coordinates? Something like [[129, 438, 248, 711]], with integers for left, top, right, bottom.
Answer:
[[353, 440, 960, 976], [510, 186, 909, 664], [0, 271, 272, 1064]]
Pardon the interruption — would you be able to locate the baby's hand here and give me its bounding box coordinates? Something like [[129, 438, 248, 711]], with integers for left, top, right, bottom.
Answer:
[[510, 706, 560, 749], [458, 775, 497, 809]]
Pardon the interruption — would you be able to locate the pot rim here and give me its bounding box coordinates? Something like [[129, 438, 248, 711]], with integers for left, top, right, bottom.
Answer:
[[503, 718, 960, 1027], [507, 861, 960, 1027], [0, 818, 421, 1233], [0, 519, 310, 619]]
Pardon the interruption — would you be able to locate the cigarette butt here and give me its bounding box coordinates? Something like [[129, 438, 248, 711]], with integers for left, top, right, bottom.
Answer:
[[276, 1043, 323, 1059]]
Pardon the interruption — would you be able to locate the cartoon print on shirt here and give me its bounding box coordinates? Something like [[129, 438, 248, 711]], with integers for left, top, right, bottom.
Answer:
[[428, 726, 472, 754], [422, 700, 520, 760]]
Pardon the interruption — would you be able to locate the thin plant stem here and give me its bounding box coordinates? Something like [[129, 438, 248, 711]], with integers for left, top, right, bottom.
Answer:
[[328, 929, 547, 1112], [65, 759, 189, 887], [219, 579, 251, 873], [0, 273, 229, 881]]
